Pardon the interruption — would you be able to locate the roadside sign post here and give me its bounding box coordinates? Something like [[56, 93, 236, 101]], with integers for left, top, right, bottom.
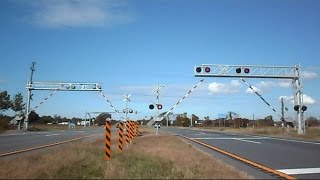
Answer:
[[105, 118, 112, 160]]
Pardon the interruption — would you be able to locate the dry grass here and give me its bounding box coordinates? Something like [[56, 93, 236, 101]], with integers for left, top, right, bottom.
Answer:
[[27, 124, 94, 131], [0, 127, 253, 179], [0, 140, 105, 179], [121, 134, 253, 179]]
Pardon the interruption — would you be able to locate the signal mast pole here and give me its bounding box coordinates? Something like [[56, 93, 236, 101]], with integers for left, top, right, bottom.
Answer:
[[153, 84, 164, 135], [25, 62, 36, 130]]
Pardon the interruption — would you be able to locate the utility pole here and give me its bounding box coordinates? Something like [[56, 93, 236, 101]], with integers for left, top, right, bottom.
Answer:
[[253, 113, 255, 128], [25, 62, 36, 130], [281, 97, 285, 122]]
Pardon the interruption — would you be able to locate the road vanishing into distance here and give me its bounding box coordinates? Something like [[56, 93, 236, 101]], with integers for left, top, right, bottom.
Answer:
[[163, 127, 320, 179]]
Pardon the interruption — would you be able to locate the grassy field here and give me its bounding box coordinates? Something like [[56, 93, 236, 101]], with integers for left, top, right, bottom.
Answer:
[[0, 127, 253, 179], [197, 126, 320, 141]]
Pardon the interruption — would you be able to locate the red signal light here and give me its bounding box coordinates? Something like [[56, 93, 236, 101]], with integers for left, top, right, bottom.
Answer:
[[244, 68, 250, 74], [157, 104, 163, 110], [205, 67, 210, 73]]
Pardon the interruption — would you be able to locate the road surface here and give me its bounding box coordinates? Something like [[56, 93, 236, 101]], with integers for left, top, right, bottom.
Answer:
[[163, 127, 320, 179], [0, 127, 107, 157]]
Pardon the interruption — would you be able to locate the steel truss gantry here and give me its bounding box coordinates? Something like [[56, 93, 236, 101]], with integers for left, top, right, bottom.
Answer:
[[194, 64, 305, 134], [24, 62, 103, 130]]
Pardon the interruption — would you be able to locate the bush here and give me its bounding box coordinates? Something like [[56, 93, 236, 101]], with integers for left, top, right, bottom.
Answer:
[[0, 118, 9, 132]]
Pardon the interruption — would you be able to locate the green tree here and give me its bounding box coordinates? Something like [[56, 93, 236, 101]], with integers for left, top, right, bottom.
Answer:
[[96, 113, 112, 125], [11, 92, 25, 116], [39, 115, 54, 124], [174, 113, 190, 127], [0, 91, 11, 114], [28, 110, 40, 124]]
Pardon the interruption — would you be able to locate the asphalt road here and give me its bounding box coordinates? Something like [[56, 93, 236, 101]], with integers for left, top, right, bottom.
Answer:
[[163, 127, 320, 179], [0, 127, 108, 157]]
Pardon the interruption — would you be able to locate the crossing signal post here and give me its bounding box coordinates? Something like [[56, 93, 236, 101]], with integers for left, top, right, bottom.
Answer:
[[152, 84, 164, 135], [194, 64, 306, 134]]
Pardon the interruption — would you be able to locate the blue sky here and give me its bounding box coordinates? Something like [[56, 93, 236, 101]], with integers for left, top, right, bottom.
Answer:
[[1, 0, 320, 121]]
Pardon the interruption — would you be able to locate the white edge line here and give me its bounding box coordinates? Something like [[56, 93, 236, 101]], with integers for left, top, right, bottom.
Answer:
[[234, 133, 320, 145], [277, 168, 320, 175], [45, 134, 60, 137], [235, 138, 261, 144], [267, 136, 320, 145]]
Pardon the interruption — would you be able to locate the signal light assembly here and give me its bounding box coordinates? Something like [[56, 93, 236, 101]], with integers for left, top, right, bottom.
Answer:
[[235, 67, 250, 74], [294, 105, 307, 112]]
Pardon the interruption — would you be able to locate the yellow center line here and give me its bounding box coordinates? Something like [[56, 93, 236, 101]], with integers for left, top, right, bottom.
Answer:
[[0, 134, 100, 157]]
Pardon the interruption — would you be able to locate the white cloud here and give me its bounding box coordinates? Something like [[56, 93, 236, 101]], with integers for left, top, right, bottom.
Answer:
[[208, 80, 241, 95], [230, 80, 241, 87], [24, 0, 133, 28], [256, 80, 292, 88], [303, 94, 316, 105], [278, 80, 292, 88], [245, 86, 261, 94], [279, 95, 316, 105], [279, 95, 294, 101], [301, 71, 318, 79], [256, 81, 276, 88]]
